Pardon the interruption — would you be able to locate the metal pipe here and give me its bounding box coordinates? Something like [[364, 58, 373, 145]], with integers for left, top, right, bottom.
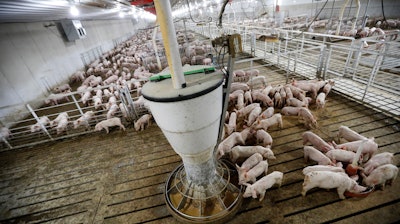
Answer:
[[152, 26, 162, 71], [26, 104, 53, 140], [352, 0, 361, 31], [336, 0, 350, 35], [153, 0, 186, 89]]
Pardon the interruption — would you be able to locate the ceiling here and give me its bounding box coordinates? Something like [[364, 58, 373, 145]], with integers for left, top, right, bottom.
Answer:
[[0, 0, 183, 23]]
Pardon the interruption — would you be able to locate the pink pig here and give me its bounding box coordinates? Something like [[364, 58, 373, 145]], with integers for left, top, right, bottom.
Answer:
[[239, 160, 269, 185], [337, 125, 368, 142], [134, 114, 152, 131], [230, 145, 275, 162], [217, 132, 245, 158], [243, 171, 283, 201], [94, 117, 125, 133], [362, 164, 398, 189], [302, 131, 334, 152], [362, 152, 394, 175], [251, 113, 283, 131], [256, 129, 273, 147], [303, 146, 334, 165]]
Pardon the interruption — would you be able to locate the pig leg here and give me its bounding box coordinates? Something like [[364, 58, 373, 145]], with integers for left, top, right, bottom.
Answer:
[[258, 191, 266, 202], [104, 127, 109, 134], [337, 186, 346, 199]]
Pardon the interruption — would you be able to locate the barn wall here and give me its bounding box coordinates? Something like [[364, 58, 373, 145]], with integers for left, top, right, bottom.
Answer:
[[0, 19, 151, 125]]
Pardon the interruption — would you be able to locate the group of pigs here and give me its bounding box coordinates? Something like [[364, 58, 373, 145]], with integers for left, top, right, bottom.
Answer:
[[35, 29, 215, 136], [301, 126, 397, 199]]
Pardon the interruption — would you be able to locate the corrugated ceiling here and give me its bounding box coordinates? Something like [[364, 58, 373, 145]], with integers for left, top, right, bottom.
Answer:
[[0, 0, 182, 23]]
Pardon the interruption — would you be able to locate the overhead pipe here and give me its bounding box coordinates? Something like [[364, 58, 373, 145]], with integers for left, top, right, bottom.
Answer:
[[352, 0, 361, 31], [336, 0, 350, 35], [153, 0, 186, 89]]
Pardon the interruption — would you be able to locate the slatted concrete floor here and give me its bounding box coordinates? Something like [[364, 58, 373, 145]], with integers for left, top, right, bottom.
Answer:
[[1, 69, 400, 223]]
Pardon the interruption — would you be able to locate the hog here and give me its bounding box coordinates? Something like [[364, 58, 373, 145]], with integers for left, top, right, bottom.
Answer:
[[302, 165, 345, 175], [90, 76, 102, 87], [251, 91, 274, 107], [93, 96, 103, 110], [316, 92, 326, 109], [326, 149, 358, 163], [236, 153, 264, 180], [362, 152, 394, 175], [230, 83, 250, 93], [70, 71, 85, 83], [322, 80, 334, 96], [229, 90, 244, 102], [286, 97, 307, 107], [302, 171, 367, 199], [103, 75, 118, 85], [337, 125, 368, 142], [1, 127, 11, 140], [260, 107, 274, 119], [73, 111, 95, 129], [224, 112, 237, 136], [119, 103, 129, 118], [239, 128, 255, 143], [230, 145, 275, 162], [233, 70, 246, 77], [106, 96, 117, 110], [332, 138, 378, 159], [251, 113, 283, 131], [244, 91, 253, 105], [81, 91, 92, 106], [94, 117, 125, 133], [235, 103, 260, 119], [247, 76, 267, 89], [303, 146, 334, 165], [291, 80, 318, 99], [45, 92, 70, 105], [239, 160, 269, 185], [288, 85, 306, 99], [246, 106, 262, 126], [274, 92, 283, 108], [53, 84, 71, 93], [281, 106, 302, 116], [56, 117, 69, 135], [302, 131, 334, 152], [203, 58, 212, 65], [362, 164, 398, 189], [134, 114, 152, 131], [243, 171, 283, 201], [50, 112, 69, 127], [245, 69, 260, 77], [284, 85, 293, 99], [217, 132, 245, 159], [30, 116, 51, 133], [256, 129, 273, 147], [107, 104, 119, 119], [262, 85, 273, 96], [298, 108, 317, 129], [236, 93, 245, 110]]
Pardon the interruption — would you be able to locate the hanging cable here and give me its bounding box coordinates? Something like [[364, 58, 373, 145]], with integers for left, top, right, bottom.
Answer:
[[381, 0, 387, 24], [217, 0, 230, 28]]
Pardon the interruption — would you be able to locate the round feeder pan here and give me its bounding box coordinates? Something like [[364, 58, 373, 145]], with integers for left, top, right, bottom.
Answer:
[[164, 160, 243, 224], [344, 186, 375, 198]]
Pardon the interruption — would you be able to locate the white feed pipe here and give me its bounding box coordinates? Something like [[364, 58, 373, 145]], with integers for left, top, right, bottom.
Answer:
[[154, 0, 186, 89]]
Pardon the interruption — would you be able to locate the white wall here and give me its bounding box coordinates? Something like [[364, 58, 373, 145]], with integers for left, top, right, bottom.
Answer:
[[0, 19, 151, 125]]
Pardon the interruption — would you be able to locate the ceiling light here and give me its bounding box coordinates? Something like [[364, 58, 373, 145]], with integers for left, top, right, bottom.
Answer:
[[119, 12, 125, 18], [70, 6, 79, 16]]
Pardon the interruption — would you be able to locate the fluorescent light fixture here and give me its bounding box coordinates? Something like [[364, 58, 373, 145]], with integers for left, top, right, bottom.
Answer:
[[70, 5, 79, 16], [119, 11, 124, 18]]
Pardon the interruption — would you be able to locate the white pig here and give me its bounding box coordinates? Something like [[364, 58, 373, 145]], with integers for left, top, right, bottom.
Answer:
[[337, 125, 368, 142], [244, 91, 253, 105], [246, 106, 262, 126], [73, 111, 95, 129], [217, 133, 244, 158], [256, 129, 273, 147], [316, 92, 326, 109], [302, 171, 367, 199], [281, 106, 301, 116], [243, 171, 283, 201], [236, 93, 245, 110], [30, 116, 51, 133], [224, 112, 237, 136], [362, 152, 394, 175], [251, 113, 283, 130], [302, 165, 345, 175], [298, 108, 317, 129], [302, 131, 334, 152], [94, 117, 125, 133], [303, 146, 334, 165], [260, 107, 274, 119], [236, 153, 264, 183], [251, 91, 274, 107], [107, 104, 119, 119], [230, 82, 250, 93], [239, 160, 269, 185], [362, 164, 398, 189], [326, 149, 358, 163], [50, 112, 69, 127], [134, 114, 152, 131], [332, 138, 378, 159], [235, 103, 260, 119], [230, 145, 275, 162], [56, 117, 69, 135]]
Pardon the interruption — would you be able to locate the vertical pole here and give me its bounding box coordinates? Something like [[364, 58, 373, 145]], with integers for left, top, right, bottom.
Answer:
[[154, 0, 186, 89], [217, 55, 234, 143], [152, 26, 162, 71], [26, 104, 53, 140]]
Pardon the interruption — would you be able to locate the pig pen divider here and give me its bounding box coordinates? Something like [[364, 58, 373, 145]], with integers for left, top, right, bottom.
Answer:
[[187, 22, 400, 117], [0, 81, 147, 151]]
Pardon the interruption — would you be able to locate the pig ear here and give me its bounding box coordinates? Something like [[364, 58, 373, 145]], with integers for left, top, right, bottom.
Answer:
[[236, 164, 240, 170]]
